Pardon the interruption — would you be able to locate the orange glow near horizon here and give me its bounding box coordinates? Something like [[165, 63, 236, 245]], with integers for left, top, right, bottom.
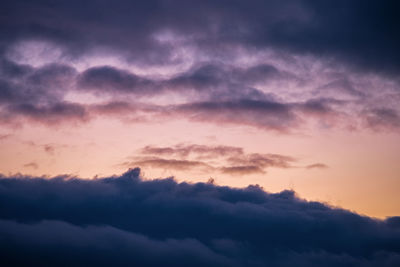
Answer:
[[2, 116, 399, 219]]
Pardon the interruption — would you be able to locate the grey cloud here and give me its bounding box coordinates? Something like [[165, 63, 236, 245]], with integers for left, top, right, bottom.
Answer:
[[170, 99, 297, 131], [6, 102, 87, 125], [78, 66, 158, 95], [77, 63, 284, 102], [0, 60, 80, 125]]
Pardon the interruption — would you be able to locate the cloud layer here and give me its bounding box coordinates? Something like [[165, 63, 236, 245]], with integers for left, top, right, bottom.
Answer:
[[2, 0, 399, 72], [0, 168, 399, 266], [0, 0, 399, 132]]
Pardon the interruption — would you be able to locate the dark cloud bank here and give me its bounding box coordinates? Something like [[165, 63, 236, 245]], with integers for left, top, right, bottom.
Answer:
[[0, 168, 399, 266], [1, 0, 399, 73]]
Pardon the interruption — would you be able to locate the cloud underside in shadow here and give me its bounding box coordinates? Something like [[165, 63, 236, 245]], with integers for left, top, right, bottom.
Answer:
[[1, 59, 399, 132], [0, 168, 399, 266], [0, 59, 345, 132]]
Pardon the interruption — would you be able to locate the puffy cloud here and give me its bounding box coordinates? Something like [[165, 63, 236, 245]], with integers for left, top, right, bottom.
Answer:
[[0, 168, 399, 266]]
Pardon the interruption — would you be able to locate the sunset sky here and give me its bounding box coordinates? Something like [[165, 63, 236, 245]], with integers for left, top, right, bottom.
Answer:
[[1, 1, 400, 266]]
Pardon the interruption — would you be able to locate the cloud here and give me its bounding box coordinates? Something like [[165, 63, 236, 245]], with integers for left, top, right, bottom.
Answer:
[[0, 62, 76, 105], [5, 102, 88, 125], [131, 144, 296, 176], [0, 1, 399, 134], [23, 162, 38, 169], [141, 144, 244, 159], [77, 63, 284, 102], [43, 144, 55, 155], [0, 220, 232, 267], [0, 63, 352, 131], [315, 78, 365, 99], [0, 58, 33, 79], [219, 165, 265, 176], [0, 168, 399, 266], [2, 62, 289, 127], [306, 163, 329, 170], [0, 60, 82, 125], [78, 66, 158, 95], [364, 108, 400, 131], [163, 63, 280, 101], [163, 98, 346, 132], [124, 157, 213, 172], [170, 99, 298, 132], [2, 0, 399, 74], [0, 134, 11, 141], [226, 153, 295, 169]]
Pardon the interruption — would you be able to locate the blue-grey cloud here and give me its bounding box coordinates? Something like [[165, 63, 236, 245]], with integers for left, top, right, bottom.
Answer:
[[0, 168, 399, 266]]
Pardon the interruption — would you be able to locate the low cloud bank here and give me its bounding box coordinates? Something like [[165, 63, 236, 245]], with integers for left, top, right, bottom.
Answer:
[[0, 168, 399, 266]]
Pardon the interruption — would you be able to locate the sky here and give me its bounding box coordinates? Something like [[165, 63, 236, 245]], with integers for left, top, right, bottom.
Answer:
[[0, 1, 400, 266]]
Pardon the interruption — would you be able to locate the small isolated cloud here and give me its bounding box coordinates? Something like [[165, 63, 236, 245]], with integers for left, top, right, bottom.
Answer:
[[23, 162, 38, 169], [43, 144, 55, 155], [0, 168, 399, 266], [306, 163, 329, 170]]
